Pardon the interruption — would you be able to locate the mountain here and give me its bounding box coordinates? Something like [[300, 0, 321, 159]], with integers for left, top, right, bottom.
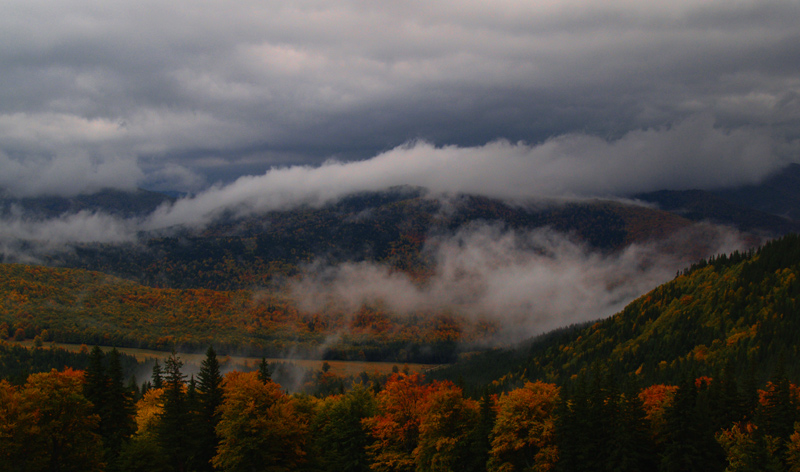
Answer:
[[633, 189, 799, 234], [634, 164, 800, 234], [0, 188, 173, 219], [8, 165, 800, 292], [54, 192, 697, 290], [714, 163, 800, 221], [433, 233, 800, 389]]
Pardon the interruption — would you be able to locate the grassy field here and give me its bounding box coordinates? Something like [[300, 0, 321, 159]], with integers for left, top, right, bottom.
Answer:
[[10, 340, 439, 376]]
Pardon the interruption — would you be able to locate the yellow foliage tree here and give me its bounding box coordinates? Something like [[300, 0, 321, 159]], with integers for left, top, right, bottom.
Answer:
[[488, 381, 560, 472]]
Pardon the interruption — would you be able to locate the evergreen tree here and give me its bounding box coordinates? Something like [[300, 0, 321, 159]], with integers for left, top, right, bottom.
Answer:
[[158, 351, 190, 472], [83, 346, 108, 414], [82, 346, 135, 471], [556, 374, 593, 471], [152, 359, 164, 389], [607, 377, 656, 472], [258, 357, 271, 383], [660, 374, 725, 472], [466, 389, 495, 472], [104, 348, 136, 470], [193, 346, 223, 472]]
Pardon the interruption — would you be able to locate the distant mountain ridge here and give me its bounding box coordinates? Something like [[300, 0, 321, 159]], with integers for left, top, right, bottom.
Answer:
[[714, 163, 800, 220], [0, 188, 173, 219], [56, 193, 696, 290], [634, 163, 800, 234], [2, 164, 799, 293]]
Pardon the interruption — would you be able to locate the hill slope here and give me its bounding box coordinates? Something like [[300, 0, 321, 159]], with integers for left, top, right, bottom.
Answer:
[[0, 263, 488, 363], [61, 192, 694, 290], [434, 233, 800, 388]]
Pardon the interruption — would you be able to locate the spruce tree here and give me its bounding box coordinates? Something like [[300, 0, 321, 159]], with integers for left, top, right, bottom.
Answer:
[[258, 357, 271, 383], [104, 348, 136, 470], [152, 359, 164, 389], [158, 351, 190, 472], [193, 346, 223, 472], [84, 346, 108, 414]]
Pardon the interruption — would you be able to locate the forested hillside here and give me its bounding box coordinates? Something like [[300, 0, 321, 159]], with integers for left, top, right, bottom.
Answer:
[[57, 191, 694, 290], [435, 233, 800, 390], [0, 263, 488, 363]]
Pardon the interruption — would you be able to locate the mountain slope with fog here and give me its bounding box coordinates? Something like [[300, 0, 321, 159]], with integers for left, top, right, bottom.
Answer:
[[56, 192, 701, 291], [713, 163, 800, 221], [3, 164, 799, 293], [432, 233, 800, 389]]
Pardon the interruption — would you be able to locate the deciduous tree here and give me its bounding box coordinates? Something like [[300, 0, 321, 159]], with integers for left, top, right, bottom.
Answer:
[[213, 371, 307, 472]]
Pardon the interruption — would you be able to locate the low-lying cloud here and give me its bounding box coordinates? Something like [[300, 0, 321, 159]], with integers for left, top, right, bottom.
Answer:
[[289, 223, 749, 343], [0, 211, 137, 263], [146, 115, 792, 229]]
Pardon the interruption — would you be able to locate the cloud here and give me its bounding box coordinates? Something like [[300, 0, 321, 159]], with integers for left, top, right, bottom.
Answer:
[[145, 114, 791, 229], [288, 223, 749, 342], [0, 0, 797, 196], [0, 211, 137, 263]]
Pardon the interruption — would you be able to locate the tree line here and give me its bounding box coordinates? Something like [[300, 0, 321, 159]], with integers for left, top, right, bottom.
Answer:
[[4, 346, 800, 472]]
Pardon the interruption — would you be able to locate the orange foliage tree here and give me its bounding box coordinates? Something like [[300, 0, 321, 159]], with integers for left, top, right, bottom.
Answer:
[[364, 372, 481, 472], [363, 372, 436, 472], [213, 371, 307, 472], [0, 369, 103, 472], [638, 384, 678, 445]]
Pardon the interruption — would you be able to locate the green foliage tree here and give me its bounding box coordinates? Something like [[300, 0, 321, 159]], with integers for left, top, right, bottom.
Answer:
[[312, 383, 378, 472], [716, 423, 784, 472], [415, 382, 480, 472]]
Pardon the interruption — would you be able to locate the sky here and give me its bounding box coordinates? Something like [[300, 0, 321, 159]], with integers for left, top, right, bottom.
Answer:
[[1, 0, 799, 201]]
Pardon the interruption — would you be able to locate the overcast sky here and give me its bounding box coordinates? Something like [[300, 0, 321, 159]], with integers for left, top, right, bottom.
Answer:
[[1, 0, 799, 199]]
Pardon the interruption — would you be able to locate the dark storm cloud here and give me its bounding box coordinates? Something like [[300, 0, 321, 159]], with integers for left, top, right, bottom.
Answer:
[[0, 0, 798, 196]]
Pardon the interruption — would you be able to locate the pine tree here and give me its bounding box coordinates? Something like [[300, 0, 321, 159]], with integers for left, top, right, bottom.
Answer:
[[466, 388, 495, 472], [660, 374, 725, 472], [607, 377, 656, 472]]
